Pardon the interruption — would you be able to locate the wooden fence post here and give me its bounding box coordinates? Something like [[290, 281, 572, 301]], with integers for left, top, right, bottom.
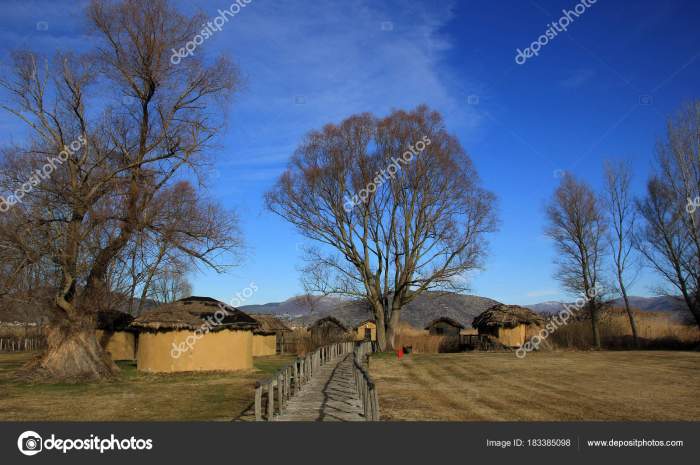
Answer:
[[267, 382, 274, 420], [294, 360, 299, 392], [255, 384, 262, 421], [277, 374, 284, 414]]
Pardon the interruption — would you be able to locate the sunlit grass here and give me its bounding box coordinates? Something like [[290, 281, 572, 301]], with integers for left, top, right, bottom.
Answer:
[[0, 352, 294, 421]]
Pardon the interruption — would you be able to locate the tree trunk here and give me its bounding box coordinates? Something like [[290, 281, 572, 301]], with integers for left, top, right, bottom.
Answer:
[[371, 302, 388, 351], [689, 301, 700, 329], [25, 317, 118, 382], [385, 308, 401, 351], [589, 301, 601, 348], [620, 286, 639, 346], [683, 292, 700, 329], [376, 318, 387, 351]]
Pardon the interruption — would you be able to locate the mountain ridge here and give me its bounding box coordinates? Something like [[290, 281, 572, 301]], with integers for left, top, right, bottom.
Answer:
[[242, 293, 693, 327]]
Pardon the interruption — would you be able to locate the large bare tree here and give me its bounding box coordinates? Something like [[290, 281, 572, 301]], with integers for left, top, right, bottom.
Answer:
[[603, 161, 640, 344], [545, 173, 607, 347], [266, 106, 498, 350], [636, 101, 700, 327], [0, 0, 239, 380]]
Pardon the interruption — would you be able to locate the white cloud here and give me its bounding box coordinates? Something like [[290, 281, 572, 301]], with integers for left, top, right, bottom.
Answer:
[[0, 0, 483, 188], [206, 0, 481, 181]]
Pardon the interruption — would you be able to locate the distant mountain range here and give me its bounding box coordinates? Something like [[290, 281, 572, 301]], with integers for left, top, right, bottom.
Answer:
[[242, 293, 693, 328], [524, 295, 694, 324], [241, 291, 500, 329], [525, 295, 688, 316]]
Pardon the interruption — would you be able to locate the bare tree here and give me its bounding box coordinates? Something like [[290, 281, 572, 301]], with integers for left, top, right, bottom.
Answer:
[[106, 181, 241, 314], [636, 100, 700, 327], [603, 161, 640, 344], [150, 268, 192, 303], [266, 106, 498, 350], [0, 0, 239, 380], [545, 173, 607, 348]]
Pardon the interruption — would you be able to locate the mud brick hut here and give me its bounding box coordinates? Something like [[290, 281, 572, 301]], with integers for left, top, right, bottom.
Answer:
[[96, 310, 136, 361], [309, 316, 349, 344], [425, 317, 465, 336], [131, 296, 259, 373], [354, 319, 377, 342], [250, 314, 292, 355], [472, 304, 545, 347]]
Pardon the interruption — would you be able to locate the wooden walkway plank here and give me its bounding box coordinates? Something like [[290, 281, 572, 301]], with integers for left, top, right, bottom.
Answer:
[[276, 353, 365, 421]]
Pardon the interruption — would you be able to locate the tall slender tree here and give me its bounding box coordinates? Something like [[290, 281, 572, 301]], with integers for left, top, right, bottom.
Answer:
[[636, 100, 700, 328], [603, 161, 640, 344], [546, 173, 607, 348]]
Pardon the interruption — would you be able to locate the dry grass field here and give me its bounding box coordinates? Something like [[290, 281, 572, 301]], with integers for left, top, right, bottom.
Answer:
[[0, 352, 294, 421], [370, 351, 700, 421]]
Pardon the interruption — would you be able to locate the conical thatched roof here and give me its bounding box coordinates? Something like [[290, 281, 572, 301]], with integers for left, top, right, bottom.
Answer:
[[472, 304, 545, 329], [251, 314, 292, 333], [424, 316, 465, 330], [131, 296, 259, 332], [309, 316, 348, 331]]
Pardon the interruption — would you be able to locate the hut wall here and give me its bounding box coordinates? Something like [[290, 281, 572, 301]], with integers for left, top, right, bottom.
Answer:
[[428, 321, 461, 336], [136, 329, 253, 372], [497, 325, 526, 347], [252, 334, 277, 356], [96, 330, 136, 361], [354, 322, 377, 341]]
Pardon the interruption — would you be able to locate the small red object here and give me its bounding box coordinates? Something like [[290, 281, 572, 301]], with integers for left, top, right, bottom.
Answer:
[[397, 348, 404, 360]]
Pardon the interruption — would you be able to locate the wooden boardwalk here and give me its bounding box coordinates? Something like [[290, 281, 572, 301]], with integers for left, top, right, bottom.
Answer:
[[276, 353, 365, 421]]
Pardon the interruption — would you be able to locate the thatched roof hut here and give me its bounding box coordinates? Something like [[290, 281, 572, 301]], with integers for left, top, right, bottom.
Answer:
[[309, 316, 349, 343], [309, 316, 348, 331], [249, 314, 292, 356], [425, 317, 464, 336], [472, 304, 545, 329], [425, 317, 465, 330], [472, 304, 544, 347], [130, 296, 259, 373], [251, 314, 292, 333], [131, 296, 259, 332]]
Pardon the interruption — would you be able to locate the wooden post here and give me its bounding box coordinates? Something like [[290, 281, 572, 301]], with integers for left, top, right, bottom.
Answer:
[[277, 374, 284, 413], [300, 359, 304, 387], [267, 382, 274, 420], [255, 385, 262, 421], [288, 367, 292, 397], [294, 360, 299, 392], [371, 388, 380, 421], [363, 381, 370, 420]]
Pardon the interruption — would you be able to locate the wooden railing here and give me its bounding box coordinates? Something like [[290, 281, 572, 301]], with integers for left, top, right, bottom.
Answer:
[[254, 341, 354, 421], [352, 341, 380, 421]]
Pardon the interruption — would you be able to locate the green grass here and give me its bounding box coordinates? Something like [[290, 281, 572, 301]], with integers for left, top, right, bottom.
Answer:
[[0, 352, 294, 421], [370, 351, 700, 421]]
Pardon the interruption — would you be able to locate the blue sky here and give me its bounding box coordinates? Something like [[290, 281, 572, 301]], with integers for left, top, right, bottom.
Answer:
[[1, 0, 699, 305]]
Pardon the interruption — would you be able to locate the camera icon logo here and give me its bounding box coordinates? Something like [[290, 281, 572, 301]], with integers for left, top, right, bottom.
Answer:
[[17, 431, 43, 456]]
